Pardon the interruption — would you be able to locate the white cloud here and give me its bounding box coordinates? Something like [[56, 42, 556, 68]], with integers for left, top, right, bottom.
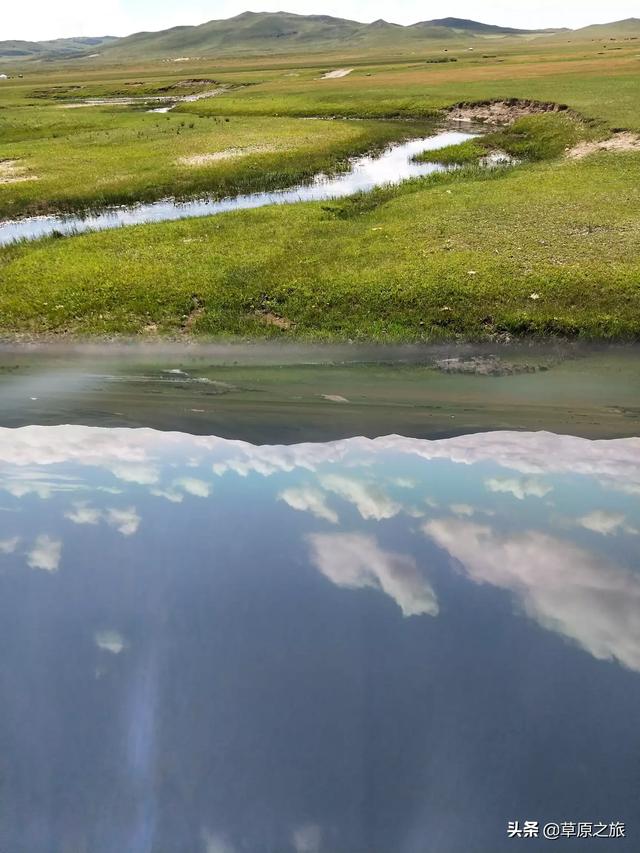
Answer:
[[95, 629, 127, 654], [393, 478, 416, 489], [373, 431, 640, 492], [292, 824, 322, 853], [0, 536, 20, 554], [307, 531, 438, 617], [109, 463, 159, 486], [106, 507, 140, 536], [174, 477, 210, 498], [577, 510, 627, 536], [320, 474, 401, 521], [1, 427, 638, 499], [279, 486, 338, 524], [27, 534, 62, 572], [485, 477, 553, 501], [151, 487, 184, 503], [2, 479, 53, 499], [201, 830, 235, 853], [450, 503, 476, 517], [424, 518, 640, 672], [65, 502, 102, 525]]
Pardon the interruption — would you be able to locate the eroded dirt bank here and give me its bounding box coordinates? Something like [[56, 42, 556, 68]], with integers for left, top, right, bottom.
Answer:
[[446, 98, 575, 125]]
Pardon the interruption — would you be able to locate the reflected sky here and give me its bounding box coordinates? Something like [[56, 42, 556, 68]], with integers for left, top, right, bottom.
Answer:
[[0, 426, 639, 852]]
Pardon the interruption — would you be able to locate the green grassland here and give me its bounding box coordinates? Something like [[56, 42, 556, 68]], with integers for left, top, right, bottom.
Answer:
[[0, 104, 417, 219], [0, 26, 639, 341]]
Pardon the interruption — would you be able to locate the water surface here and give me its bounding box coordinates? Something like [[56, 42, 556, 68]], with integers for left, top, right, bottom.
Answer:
[[1, 346, 638, 851], [0, 424, 638, 852], [0, 131, 474, 246], [1, 344, 638, 440]]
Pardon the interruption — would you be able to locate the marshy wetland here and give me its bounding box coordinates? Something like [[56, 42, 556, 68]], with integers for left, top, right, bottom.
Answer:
[[1, 28, 639, 341], [0, 130, 477, 245]]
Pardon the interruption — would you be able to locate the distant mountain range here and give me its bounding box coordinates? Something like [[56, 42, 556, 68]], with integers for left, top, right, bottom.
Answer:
[[0, 36, 117, 62], [1, 12, 639, 63]]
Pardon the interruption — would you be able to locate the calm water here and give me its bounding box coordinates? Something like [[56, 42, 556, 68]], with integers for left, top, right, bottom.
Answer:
[[0, 131, 474, 246], [0, 424, 638, 852], [0, 346, 638, 852]]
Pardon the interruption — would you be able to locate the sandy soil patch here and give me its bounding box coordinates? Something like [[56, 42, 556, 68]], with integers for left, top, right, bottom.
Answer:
[[321, 394, 349, 403], [59, 87, 230, 109], [0, 160, 38, 184], [182, 87, 230, 102], [177, 146, 276, 166], [567, 131, 640, 159], [447, 99, 573, 126], [59, 97, 165, 108], [255, 311, 293, 330], [320, 68, 354, 79]]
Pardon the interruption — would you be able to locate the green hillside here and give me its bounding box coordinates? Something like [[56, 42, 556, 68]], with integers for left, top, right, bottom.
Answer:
[[420, 17, 565, 35], [1, 12, 639, 64], [573, 17, 640, 37], [0, 36, 116, 62], [0, 12, 571, 64]]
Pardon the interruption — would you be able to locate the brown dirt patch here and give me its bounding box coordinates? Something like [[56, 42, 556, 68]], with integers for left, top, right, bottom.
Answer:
[[255, 311, 293, 330], [177, 145, 276, 166], [0, 160, 38, 184], [320, 68, 354, 79], [566, 131, 640, 159], [181, 295, 206, 333], [447, 99, 573, 126]]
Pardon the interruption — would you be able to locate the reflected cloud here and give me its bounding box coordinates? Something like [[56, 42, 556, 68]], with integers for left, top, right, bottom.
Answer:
[[319, 474, 401, 521], [393, 478, 417, 489], [151, 487, 184, 503], [307, 532, 438, 617], [174, 477, 210, 498], [577, 510, 627, 536], [485, 477, 553, 500], [95, 630, 127, 654], [0, 536, 20, 554], [1, 473, 83, 500], [201, 830, 236, 853], [0, 427, 638, 497], [27, 534, 62, 572], [64, 502, 141, 537], [450, 503, 476, 517], [279, 487, 338, 524], [424, 518, 640, 672], [292, 824, 322, 853], [109, 463, 159, 486], [106, 507, 140, 537], [65, 502, 102, 525]]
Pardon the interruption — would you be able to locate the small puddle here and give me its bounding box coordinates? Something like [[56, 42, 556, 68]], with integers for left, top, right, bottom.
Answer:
[[0, 130, 475, 246]]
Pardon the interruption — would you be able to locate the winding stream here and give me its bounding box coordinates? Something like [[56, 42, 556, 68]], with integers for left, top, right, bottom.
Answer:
[[0, 130, 475, 246]]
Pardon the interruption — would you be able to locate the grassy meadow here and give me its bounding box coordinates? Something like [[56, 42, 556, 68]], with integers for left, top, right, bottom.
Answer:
[[0, 28, 639, 340]]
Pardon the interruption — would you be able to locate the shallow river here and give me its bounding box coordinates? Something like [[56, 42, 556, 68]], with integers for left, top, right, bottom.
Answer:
[[0, 130, 474, 245], [0, 345, 638, 852]]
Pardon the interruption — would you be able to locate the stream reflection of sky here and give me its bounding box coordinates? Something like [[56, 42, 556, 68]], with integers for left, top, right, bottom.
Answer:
[[0, 426, 639, 852]]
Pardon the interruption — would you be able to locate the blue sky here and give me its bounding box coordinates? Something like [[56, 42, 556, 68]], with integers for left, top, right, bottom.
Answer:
[[5, 1, 639, 41]]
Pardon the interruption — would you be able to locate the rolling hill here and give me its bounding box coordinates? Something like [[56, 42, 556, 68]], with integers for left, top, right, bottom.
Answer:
[[0, 36, 116, 62], [0, 12, 638, 64], [95, 12, 567, 59], [573, 17, 640, 37], [419, 17, 566, 35]]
